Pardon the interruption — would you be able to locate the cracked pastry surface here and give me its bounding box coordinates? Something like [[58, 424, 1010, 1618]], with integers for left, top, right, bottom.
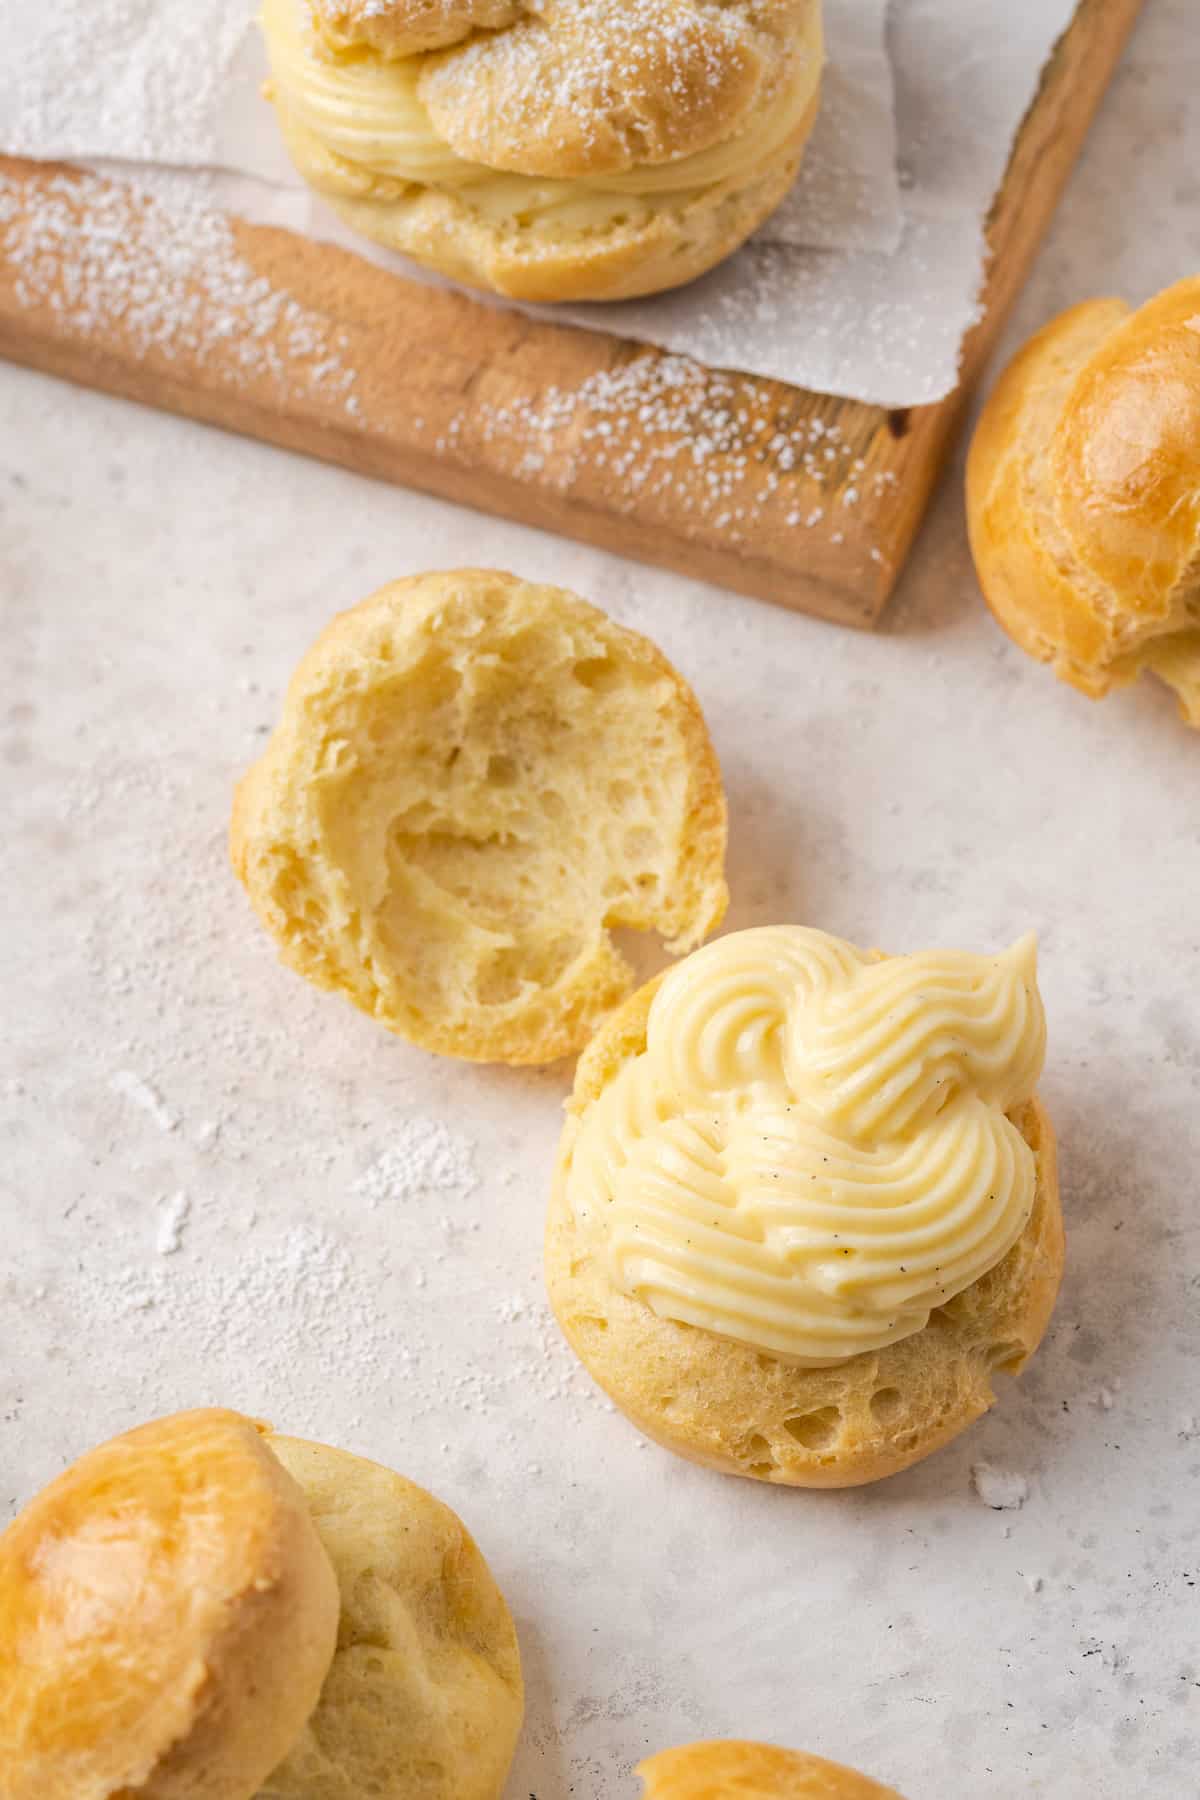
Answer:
[[261, 0, 824, 299]]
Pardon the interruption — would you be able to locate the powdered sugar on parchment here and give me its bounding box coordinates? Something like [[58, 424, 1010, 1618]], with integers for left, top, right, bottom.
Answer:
[[0, 0, 257, 166], [0, 0, 1078, 402]]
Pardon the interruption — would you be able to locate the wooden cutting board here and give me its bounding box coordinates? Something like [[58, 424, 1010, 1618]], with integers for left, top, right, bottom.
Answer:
[[0, 0, 1143, 627]]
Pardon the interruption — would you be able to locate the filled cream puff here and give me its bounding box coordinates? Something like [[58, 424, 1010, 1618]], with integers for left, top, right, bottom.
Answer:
[[547, 925, 1063, 1485], [260, 0, 825, 300]]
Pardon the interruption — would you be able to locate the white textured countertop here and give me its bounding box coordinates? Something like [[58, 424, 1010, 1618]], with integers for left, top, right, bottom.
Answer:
[[3, 3, 1198, 1794]]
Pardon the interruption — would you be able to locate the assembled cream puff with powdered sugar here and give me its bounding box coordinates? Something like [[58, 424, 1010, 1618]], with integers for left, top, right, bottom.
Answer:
[[260, 0, 824, 300]]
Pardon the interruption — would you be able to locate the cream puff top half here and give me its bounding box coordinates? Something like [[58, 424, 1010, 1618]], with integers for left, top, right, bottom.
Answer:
[[261, 0, 824, 226], [564, 926, 1047, 1366]]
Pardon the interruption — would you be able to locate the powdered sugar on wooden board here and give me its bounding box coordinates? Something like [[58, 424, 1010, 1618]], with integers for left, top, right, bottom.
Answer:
[[0, 167, 365, 414], [447, 350, 898, 550], [0, 160, 897, 568]]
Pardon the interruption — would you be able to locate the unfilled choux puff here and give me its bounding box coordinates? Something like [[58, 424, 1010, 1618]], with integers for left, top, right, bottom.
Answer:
[[966, 275, 1200, 727], [231, 569, 728, 1066], [0, 1410, 524, 1800], [260, 0, 824, 300], [546, 933, 1064, 1487], [0, 1408, 340, 1800], [638, 1740, 906, 1798], [259, 1434, 524, 1800]]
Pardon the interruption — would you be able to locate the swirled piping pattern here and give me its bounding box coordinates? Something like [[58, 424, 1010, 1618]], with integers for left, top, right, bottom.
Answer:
[[565, 926, 1046, 1365], [260, 0, 822, 228]]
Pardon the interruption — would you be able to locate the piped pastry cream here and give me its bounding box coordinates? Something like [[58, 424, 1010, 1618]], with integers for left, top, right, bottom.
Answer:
[[564, 926, 1047, 1366], [259, 0, 825, 301]]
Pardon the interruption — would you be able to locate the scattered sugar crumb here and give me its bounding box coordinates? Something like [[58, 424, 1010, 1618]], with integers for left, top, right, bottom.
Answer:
[[155, 1191, 191, 1257], [352, 1117, 479, 1210], [971, 1462, 1029, 1511], [110, 1069, 178, 1133], [0, 168, 897, 559]]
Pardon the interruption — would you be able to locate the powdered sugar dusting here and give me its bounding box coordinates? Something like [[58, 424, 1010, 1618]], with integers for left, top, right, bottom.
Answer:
[[72, 1224, 396, 1397], [420, 0, 763, 168], [111, 1068, 179, 1133], [0, 0, 256, 167], [155, 1190, 192, 1255], [450, 350, 895, 555], [0, 156, 890, 561], [40, 1217, 602, 1433], [353, 1118, 479, 1209], [0, 167, 366, 418], [972, 1462, 1030, 1511]]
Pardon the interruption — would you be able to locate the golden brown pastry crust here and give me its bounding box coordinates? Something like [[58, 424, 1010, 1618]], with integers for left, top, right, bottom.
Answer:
[[546, 974, 1063, 1487], [259, 1435, 524, 1800], [639, 1740, 905, 1797], [315, 0, 530, 60], [418, 1, 787, 178], [966, 277, 1200, 726], [265, 0, 823, 300], [0, 1410, 339, 1800], [230, 570, 728, 1066]]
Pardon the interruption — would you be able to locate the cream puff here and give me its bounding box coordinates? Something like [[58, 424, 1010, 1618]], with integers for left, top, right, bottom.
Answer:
[[0, 1409, 523, 1800], [546, 925, 1063, 1485], [259, 0, 825, 300], [967, 275, 1200, 727]]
